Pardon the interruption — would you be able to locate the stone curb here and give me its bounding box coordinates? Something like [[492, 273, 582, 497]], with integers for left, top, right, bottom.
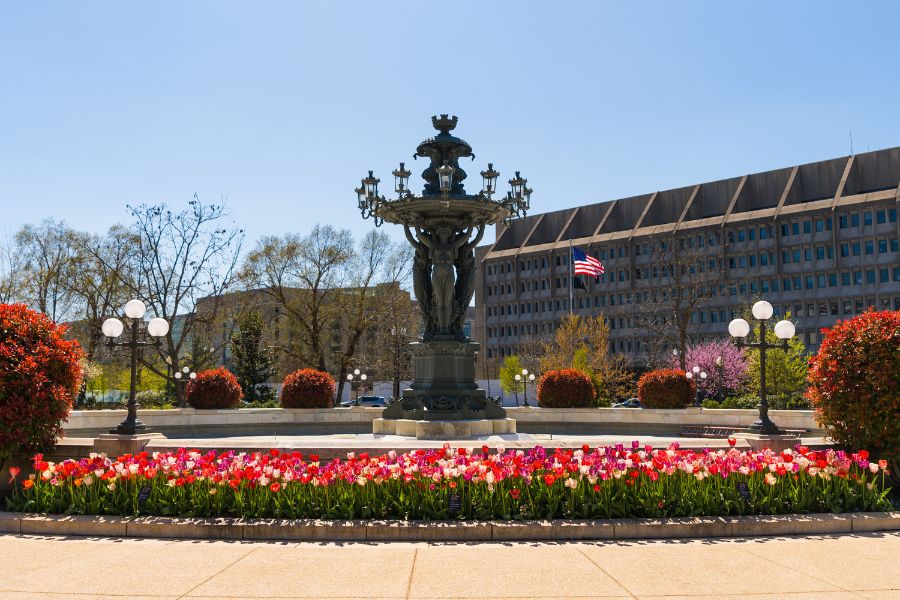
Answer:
[[0, 511, 897, 541]]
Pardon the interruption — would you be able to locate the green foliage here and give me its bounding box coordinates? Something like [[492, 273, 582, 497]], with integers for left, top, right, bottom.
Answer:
[[135, 390, 173, 409], [702, 394, 810, 410], [499, 355, 523, 394], [230, 311, 276, 402]]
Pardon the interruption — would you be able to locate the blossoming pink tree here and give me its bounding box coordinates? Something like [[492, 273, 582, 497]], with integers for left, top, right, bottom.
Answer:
[[668, 338, 747, 398]]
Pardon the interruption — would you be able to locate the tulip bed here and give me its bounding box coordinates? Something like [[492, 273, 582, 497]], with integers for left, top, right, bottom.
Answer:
[[5, 443, 892, 520]]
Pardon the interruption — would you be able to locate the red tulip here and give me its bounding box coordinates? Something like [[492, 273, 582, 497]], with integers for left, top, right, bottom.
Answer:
[[728, 437, 736, 447]]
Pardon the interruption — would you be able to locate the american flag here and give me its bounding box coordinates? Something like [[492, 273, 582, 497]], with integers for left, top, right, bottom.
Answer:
[[572, 246, 604, 277]]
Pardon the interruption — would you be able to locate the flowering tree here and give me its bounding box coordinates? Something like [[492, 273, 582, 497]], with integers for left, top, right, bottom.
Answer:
[[668, 338, 747, 397]]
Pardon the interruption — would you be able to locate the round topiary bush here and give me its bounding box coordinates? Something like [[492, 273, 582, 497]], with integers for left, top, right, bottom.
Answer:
[[185, 368, 242, 409], [807, 309, 900, 482], [0, 304, 83, 464], [638, 369, 694, 408], [280, 369, 335, 408], [537, 369, 596, 408]]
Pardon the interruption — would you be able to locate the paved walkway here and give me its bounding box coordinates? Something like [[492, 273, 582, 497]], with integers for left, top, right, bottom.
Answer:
[[2, 531, 898, 599]]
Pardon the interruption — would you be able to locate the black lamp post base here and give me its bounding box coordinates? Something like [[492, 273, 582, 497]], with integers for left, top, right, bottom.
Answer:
[[745, 418, 783, 436], [109, 420, 148, 435]]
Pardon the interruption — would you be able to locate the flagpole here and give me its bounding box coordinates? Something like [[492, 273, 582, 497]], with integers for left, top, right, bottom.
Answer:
[[568, 239, 573, 316]]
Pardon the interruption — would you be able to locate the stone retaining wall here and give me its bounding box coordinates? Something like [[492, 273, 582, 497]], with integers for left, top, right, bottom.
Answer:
[[1, 511, 896, 541], [62, 406, 821, 437]]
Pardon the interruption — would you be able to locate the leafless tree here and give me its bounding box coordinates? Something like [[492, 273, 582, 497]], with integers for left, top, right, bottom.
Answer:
[[242, 226, 414, 404], [14, 219, 82, 322], [111, 198, 244, 405], [0, 230, 25, 304], [633, 233, 724, 370]]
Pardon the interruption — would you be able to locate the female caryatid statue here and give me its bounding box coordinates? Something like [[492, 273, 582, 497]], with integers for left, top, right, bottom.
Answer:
[[405, 225, 481, 339]]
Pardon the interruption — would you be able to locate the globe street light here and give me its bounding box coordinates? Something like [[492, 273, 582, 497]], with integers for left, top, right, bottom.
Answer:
[[346, 369, 368, 406], [685, 367, 708, 406], [173, 366, 197, 408], [102, 299, 169, 435], [728, 300, 797, 434], [523, 369, 536, 407]]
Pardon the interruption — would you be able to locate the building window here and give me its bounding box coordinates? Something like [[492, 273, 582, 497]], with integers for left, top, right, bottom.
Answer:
[[880, 269, 890, 283], [864, 212, 873, 227], [890, 209, 898, 222], [792, 222, 800, 235], [815, 219, 824, 232], [841, 272, 851, 286], [829, 273, 837, 287], [816, 246, 825, 260], [877, 210, 886, 224], [879, 239, 888, 253], [737, 229, 745, 242], [852, 242, 861, 256], [865, 240, 874, 255], [866, 270, 876, 284], [781, 224, 789, 237], [851, 213, 860, 228], [840, 243, 849, 257], [839, 215, 848, 229], [854, 271, 863, 285], [803, 220, 811, 234]]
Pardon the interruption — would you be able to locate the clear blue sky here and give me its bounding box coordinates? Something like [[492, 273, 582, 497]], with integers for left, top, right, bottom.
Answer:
[[2, 1, 899, 247]]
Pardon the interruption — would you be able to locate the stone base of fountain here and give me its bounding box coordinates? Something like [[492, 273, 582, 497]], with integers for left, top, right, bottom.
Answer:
[[376, 340, 511, 437], [373, 417, 516, 440]]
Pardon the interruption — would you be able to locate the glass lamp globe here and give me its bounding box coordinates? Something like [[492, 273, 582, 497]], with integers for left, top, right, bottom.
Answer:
[[522, 368, 528, 375], [515, 374, 521, 381], [353, 368, 361, 376], [175, 372, 182, 380], [102, 318, 124, 338], [728, 318, 751, 338], [147, 317, 169, 337], [360, 373, 367, 381], [189, 372, 197, 379], [124, 299, 147, 319], [773, 320, 796, 340], [685, 372, 693, 379], [751, 300, 774, 321], [182, 366, 190, 373], [700, 372, 708, 379], [529, 373, 535, 381], [346, 374, 353, 381], [692, 366, 700, 374]]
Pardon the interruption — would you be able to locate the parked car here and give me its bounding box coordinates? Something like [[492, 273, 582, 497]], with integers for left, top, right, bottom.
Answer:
[[340, 395, 387, 408], [612, 398, 642, 409]]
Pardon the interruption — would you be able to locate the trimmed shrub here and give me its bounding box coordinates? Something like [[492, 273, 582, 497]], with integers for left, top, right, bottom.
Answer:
[[807, 310, 900, 482], [185, 368, 242, 409], [0, 304, 84, 464], [135, 390, 172, 409], [536, 369, 596, 408], [280, 369, 335, 408], [638, 369, 694, 409]]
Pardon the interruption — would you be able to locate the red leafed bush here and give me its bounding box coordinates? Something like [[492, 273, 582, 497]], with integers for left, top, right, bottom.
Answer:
[[280, 369, 335, 408], [807, 310, 900, 481], [537, 369, 596, 408], [638, 369, 694, 409], [185, 368, 242, 409], [0, 304, 84, 462]]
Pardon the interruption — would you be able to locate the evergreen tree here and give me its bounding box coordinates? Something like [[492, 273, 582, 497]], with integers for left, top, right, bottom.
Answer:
[[230, 311, 276, 402]]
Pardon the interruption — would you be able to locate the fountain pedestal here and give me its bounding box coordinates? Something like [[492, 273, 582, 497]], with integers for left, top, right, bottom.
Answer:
[[381, 341, 506, 422]]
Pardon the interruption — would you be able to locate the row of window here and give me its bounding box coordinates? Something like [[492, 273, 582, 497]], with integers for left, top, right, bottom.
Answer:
[[486, 267, 900, 320], [486, 296, 900, 347]]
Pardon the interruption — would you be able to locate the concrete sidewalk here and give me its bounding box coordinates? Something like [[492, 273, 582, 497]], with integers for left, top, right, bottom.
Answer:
[[2, 531, 898, 599]]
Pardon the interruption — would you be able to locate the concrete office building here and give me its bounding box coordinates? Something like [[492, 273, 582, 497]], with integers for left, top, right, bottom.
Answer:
[[475, 147, 900, 364]]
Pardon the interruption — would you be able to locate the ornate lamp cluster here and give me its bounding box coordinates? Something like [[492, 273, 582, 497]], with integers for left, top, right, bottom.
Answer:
[[727, 300, 797, 434], [355, 114, 532, 226]]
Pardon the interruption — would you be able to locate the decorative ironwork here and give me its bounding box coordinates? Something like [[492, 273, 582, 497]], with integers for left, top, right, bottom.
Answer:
[[355, 115, 533, 342]]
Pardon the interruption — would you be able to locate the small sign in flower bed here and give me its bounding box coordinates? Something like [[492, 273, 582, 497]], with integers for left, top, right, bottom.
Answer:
[[5, 444, 892, 520]]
